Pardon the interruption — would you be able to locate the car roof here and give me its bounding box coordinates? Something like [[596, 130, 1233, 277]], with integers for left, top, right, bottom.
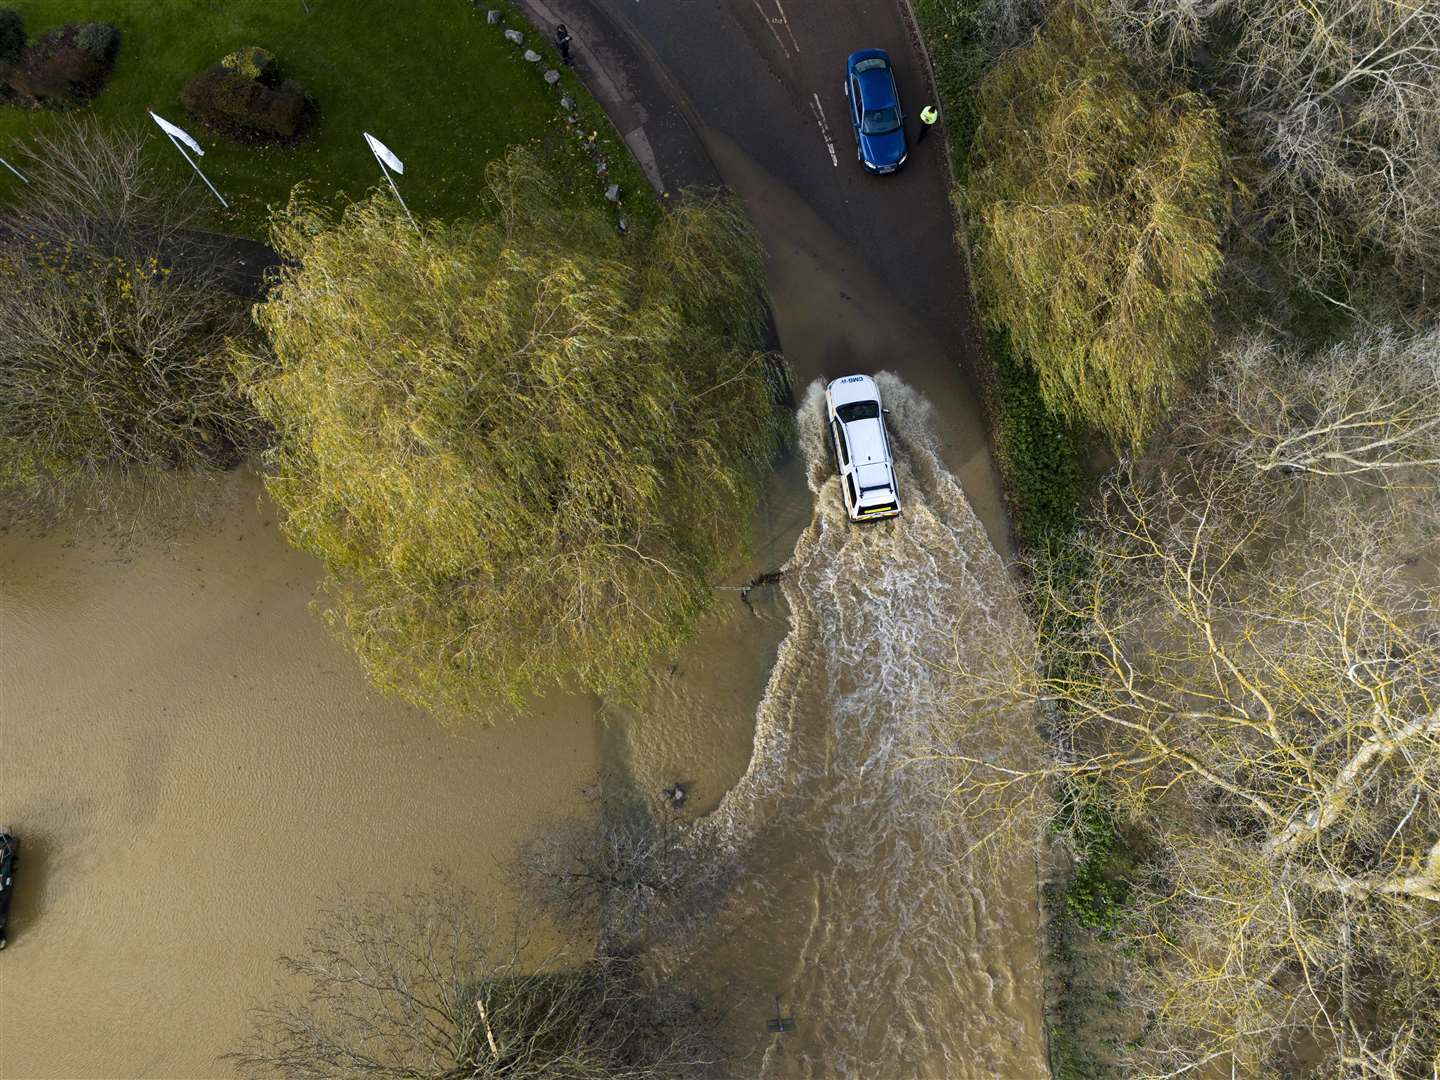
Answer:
[[847, 48, 890, 68], [854, 462, 894, 493], [857, 67, 896, 107], [847, 418, 889, 466]]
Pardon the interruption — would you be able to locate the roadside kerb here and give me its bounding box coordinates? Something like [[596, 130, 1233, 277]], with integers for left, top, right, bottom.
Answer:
[[475, 0, 651, 230], [892, 0, 980, 298], [481, 0, 722, 197], [511, 0, 664, 193]]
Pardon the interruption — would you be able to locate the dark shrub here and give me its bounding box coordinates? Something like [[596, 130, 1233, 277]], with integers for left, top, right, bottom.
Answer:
[[180, 66, 309, 142], [0, 9, 24, 67], [0, 118, 258, 518], [2, 22, 120, 108], [180, 49, 315, 144]]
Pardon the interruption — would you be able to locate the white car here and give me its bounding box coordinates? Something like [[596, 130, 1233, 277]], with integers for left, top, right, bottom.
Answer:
[[824, 374, 902, 522]]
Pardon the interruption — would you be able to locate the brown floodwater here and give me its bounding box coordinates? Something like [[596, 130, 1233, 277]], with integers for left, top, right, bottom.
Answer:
[[2, 136, 1046, 1075], [0, 473, 608, 1079], [2, 419, 1045, 1080], [626, 132, 1048, 1077], [0, 460, 809, 1079]]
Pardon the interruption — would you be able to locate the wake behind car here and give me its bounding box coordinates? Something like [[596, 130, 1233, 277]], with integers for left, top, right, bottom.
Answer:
[[844, 49, 907, 174], [825, 375, 902, 522]]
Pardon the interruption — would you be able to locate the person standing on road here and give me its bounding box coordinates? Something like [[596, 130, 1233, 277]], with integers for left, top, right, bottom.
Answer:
[[917, 104, 939, 143], [555, 23, 573, 65]]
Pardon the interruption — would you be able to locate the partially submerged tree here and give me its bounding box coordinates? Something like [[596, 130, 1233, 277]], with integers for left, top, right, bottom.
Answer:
[[516, 792, 738, 953], [1106, 0, 1440, 312], [966, 1, 1228, 447], [228, 873, 718, 1080], [235, 152, 788, 718], [0, 118, 255, 517]]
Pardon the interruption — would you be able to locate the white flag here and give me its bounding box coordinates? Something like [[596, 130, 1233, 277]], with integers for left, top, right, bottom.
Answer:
[[364, 132, 404, 175], [149, 111, 204, 156]]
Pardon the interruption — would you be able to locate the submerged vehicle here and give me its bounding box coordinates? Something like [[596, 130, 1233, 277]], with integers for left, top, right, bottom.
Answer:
[[824, 374, 902, 522], [0, 829, 16, 950]]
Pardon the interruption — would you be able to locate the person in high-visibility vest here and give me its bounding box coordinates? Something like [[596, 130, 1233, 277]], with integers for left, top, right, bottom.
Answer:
[[917, 104, 939, 143]]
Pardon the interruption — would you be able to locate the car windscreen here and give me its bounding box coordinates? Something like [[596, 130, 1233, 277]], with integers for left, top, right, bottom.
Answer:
[[861, 107, 900, 135], [853, 58, 888, 74], [837, 400, 880, 422]]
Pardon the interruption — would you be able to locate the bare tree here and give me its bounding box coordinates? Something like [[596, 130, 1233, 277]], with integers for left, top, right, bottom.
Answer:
[[228, 872, 719, 1080], [1106, 0, 1440, 310], [0, 116, 255, 519], [942, 457, 1440, 1076], [1185, 322, 1440, 484], [974, 0, 1052, 52], [515, 792, 739, 954]]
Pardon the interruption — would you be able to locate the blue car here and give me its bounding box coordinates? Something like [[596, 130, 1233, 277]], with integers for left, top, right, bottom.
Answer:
[[844, 49, 907, 174]]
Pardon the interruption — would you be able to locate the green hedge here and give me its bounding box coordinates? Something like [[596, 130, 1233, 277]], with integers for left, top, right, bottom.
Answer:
[[1052, 781, 1130, 933], [909, 0, 990, 184], [985, 325, 1083, 548]]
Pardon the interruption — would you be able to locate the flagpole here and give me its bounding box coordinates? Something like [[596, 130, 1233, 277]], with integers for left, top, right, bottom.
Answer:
[[149, 112, 228, 209], [168, 133, 228, 209], [0, 156, 28, 184], [372, 148, 418, 233]]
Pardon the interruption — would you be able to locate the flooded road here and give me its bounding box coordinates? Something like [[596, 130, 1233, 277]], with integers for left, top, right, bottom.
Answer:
[[1, 106, 1043, 1075], [623, 379, 1048, 1078], [0, 459, 808, 1078], [703, 132, 1012, 554]]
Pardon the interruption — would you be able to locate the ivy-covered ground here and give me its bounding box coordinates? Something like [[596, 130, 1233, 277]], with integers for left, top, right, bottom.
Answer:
[[0, 0, 653, 236]]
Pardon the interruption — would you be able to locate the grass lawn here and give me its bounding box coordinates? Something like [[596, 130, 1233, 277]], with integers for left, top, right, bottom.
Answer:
[[0, 0, 653, 238]]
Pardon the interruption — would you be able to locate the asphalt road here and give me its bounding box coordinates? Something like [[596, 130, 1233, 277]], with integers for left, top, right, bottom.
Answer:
[[524, 0, 1013, 552], [601, 0, 960, 329]]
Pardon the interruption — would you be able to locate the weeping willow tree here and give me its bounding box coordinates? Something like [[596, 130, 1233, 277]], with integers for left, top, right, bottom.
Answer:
[[234, 151, 788, 718], [965, 1, 1227, 448]]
